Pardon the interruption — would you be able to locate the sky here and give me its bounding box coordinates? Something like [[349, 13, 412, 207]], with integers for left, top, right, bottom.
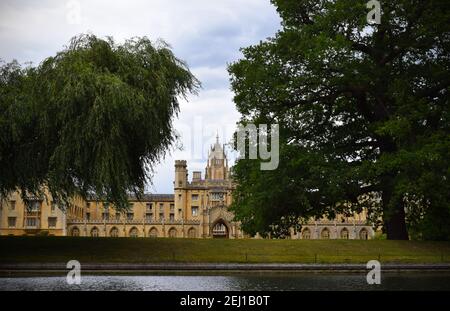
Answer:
[[0, 0, 281, 193]]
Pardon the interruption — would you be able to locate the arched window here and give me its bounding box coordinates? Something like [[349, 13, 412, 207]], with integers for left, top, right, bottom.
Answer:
[[188, 227, 196, 238], [302, 228, 311, 239], [321, 228, 330, 239], [168, 227, 177, 238], [149, 227, 158, 238], [110, 227, 119, 238], [340, 228, 349, 239], [129, 227, 139, 238], [71, 227, 80, 237], [359, 228, 368, 240], [91, 227, 99, 237]]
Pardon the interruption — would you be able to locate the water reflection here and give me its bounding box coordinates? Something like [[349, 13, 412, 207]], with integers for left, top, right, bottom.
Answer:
[[0, 272, 449, 291]]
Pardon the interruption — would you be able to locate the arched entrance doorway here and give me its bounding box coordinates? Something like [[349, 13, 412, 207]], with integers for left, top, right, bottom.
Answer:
[[302, 228, 311, 239], [90, 227, 99, 237], [359, 228, 368, 240], [340, 227, 349, 239], [187, 227, 196, 238], [168, 227, 177, 238], [110, 227, 119, 238], [321, 228, 330, 239], [129, 227, 139, 238], [71, 227, 80, 237], [211, 219, 229, 238], [149, 227, 158, 238]]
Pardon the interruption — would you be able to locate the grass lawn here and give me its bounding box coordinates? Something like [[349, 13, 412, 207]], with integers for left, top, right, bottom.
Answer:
[[1, 237, 450, 264]]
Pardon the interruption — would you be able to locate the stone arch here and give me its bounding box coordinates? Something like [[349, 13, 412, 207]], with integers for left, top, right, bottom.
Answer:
[[168, 227, 177, 238], [110, 227, 119, 238], [187, 227, 196, 238], [340, 227, 349, 239], [320, 227, 330, 239], [359, 228, 368, 240], [302, 228, 311, 239], [129, 227, 139, 238], [211, 219, 229, 238], [71, 227, 80, 237], [149, 227, 158, 238], [90, 227, 99, 237]]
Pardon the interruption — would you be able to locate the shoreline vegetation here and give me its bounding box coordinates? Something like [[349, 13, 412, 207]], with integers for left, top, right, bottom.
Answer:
[[1, 237, 450, 264]]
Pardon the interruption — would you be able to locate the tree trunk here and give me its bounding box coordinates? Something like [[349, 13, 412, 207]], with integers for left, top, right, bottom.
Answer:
[[377, 134, 409, 240], [382, 184, 409, 240], [384, 204, 409, 240]]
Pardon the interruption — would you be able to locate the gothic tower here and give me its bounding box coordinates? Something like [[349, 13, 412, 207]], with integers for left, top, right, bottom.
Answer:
[[205, 134, 229, 180]]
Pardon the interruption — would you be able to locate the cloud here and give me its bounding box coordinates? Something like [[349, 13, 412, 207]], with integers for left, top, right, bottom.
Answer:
[[0, 0, 281, 193], [191, 66, 230, 90]]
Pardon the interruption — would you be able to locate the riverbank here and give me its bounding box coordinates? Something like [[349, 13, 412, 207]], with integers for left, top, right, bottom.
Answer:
[[1, 237, 450, 264], [2, 262, 450, 276]]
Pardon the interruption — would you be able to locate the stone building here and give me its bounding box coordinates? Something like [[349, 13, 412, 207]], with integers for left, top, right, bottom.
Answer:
[[64, 136, 242, 238], [296, 211, 373, 240], [0, 191, 84, 236], [0, 136, 374, 239]]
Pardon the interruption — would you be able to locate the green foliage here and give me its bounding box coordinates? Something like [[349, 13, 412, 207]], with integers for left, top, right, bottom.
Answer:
[[0, 34, 199, 209], [229, 0, 450, 240]]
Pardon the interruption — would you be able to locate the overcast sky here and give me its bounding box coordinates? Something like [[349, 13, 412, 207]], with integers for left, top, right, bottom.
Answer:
[[0, 0, 281, 193]]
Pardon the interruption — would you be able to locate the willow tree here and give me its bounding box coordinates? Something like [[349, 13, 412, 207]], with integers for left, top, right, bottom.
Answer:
[[229, 0, 450, 240], [0, 34, 199, 209]]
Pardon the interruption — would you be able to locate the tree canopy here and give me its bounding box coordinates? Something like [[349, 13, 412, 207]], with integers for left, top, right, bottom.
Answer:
[[229, 0, 450, 240], [0, 34, 199, 209]]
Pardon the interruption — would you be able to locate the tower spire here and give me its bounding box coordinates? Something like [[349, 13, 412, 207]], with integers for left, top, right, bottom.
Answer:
[[216, 131, 219, 144]]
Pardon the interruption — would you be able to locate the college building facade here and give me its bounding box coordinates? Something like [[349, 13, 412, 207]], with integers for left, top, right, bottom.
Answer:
[[0, 136, 374, 239]]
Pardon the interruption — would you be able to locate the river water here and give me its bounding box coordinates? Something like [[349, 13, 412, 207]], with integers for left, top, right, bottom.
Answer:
[[1, 272, 449, 291]]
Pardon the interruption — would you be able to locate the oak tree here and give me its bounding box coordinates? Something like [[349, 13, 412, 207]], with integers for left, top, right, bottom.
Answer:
[[229, 0, 450, 240]]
